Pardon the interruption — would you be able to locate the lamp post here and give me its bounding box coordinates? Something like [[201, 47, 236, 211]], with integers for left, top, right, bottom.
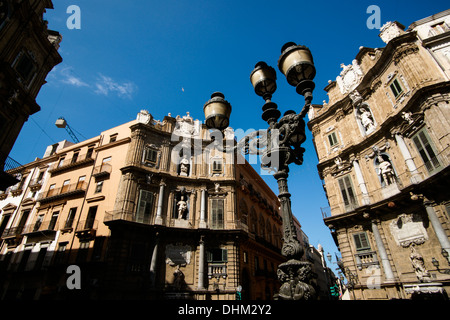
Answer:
[[203, 42, 317, 300]]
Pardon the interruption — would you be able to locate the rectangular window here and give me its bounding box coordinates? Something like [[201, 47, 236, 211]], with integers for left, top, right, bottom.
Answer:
[[212, 159, 223, 173], [207, 248, 228, 263], [76, 176, 86, 190], [389, 78, 403, 98], [144, 148, 158, 164], [61, 179, 70, 193], [95, 181, 103, 193], [47, 184, 56, 197], [57, 157, 65, 168], [65, 207, 77, 228], [71, 151, 80, 164], [13, 52, 36, 85], [17, 249, 31, 272], [338, 175, 358, 210], [327, 132, 338, 147], [412, 128, 441, 174], [85, 206, 98, 229], [86, 146, 94, 159], [33, 215, 44, 231], [211, 199, 224, 229], [49, 211, 59, 230], [34, 248, 48, 271], [136, 190, 154, 224], [353, 232, 371, 251], [54, 242, 68, 265]]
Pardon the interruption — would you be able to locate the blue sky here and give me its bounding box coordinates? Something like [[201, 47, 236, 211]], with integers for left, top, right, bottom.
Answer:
[[10, 1, 449, 263]]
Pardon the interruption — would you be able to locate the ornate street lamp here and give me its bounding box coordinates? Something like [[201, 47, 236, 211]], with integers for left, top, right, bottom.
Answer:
[[204, 42, 317, 300]]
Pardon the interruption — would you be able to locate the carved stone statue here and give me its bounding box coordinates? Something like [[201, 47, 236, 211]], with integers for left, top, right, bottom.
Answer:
[[401, 111, 414, 124], [173, 266, 185, 290], [177, 195, 188, 220], [410, 246, 431, 282], [377, 156, 396, 185], [358, 106, 376, 134], [179, 155, 190, 176]]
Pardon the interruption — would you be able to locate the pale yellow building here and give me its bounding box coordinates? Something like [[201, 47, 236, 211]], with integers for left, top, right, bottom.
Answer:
[[0, 109, 290, 300], [308, 10, 450, 300]]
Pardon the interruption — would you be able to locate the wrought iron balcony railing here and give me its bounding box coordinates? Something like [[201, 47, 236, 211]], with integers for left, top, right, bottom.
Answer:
[[37, 182, 87, 203], [49, 153, 94, 174]]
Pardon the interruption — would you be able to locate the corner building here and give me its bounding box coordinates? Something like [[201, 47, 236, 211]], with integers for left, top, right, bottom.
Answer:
[[0, 0, 62, 189], [0, 110, 287, 300], [308, 10, 450, 299]]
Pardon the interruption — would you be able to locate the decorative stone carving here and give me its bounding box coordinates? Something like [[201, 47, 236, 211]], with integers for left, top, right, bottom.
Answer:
[[331, 156, 352, 177], [336, 60, 364, 94], [379, 21, 406, 44], [390, 213, 428, 247], [136, 110, 152, 124], [179, 155, 190, 176], [173, 112, 200, 137], [409, 245, 432, 282], [165, 244, 192, 266]]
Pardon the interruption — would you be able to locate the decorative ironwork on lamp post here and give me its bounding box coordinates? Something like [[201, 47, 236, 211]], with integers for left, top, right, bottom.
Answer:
[[203, 42, 318, 300]]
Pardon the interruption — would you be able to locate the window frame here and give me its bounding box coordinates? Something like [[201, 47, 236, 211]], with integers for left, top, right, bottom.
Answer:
[[337, 174, 358, 210], [353, 232, 371, 252], [327, 132, 339, 148], [389, 78, 404, 99], [412, 127, 441, 174]]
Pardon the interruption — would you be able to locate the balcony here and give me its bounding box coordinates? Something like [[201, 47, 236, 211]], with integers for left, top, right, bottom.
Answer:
[[355, 251, 379, 270], [104, 210, 154, 225], [327, 146, 449, 217], [1, 226, 25, 246], [208, 263, 227, 279], [92, 163, 112, 180], [49, 153, 94, 175], [23, 220, 58, 238], [37, 182, 87, 204], [29, 178, 44, 191], [75, 219, 98, 240]]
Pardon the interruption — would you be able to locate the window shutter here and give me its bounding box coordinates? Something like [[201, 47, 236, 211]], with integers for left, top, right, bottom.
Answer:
[[353, 232, 370, 251], [222, 249, 228, 262]]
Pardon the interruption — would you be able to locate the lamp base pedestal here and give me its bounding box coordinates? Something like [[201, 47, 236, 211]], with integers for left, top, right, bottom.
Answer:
[[274, 259, 316, 300]]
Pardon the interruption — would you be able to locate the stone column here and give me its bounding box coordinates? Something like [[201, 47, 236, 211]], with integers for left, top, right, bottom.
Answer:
[[155, 180, 165, 225], [424, 198, 450, 264], [394, 133, 422, 183], [150, 234, 159, 288], [199, 188, 207, 228], [353, 159, 370, 205], [198, 235, 205, 290], [371, 220, 395, 281]]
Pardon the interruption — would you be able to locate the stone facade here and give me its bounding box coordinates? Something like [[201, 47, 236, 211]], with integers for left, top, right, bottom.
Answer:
[[0, 0, 62, 189], [308, 10, 450, 300], [0, 108, 333, 300]]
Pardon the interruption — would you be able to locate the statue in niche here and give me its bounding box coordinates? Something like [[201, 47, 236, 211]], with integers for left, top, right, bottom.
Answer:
[[377, 155, 396, 186], [410, 246, 431, 282], [357, 106, 376, 134], [179, 155, 190, 176], [177, 195, 188, 220], [173, 266, 185, 291]]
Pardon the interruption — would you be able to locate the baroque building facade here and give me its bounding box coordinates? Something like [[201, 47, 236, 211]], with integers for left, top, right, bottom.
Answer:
[[0, 109, 329, 300], [308, 10, 450, 300], [0, 0, 62, 189]]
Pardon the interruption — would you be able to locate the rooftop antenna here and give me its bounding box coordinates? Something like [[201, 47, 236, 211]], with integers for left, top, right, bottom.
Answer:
[[55, 117, 80, 143]]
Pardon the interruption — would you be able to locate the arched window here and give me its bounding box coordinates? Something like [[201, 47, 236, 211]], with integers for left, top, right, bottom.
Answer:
[[250, 207, 257, 235], [239, 200, 248, 226]]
